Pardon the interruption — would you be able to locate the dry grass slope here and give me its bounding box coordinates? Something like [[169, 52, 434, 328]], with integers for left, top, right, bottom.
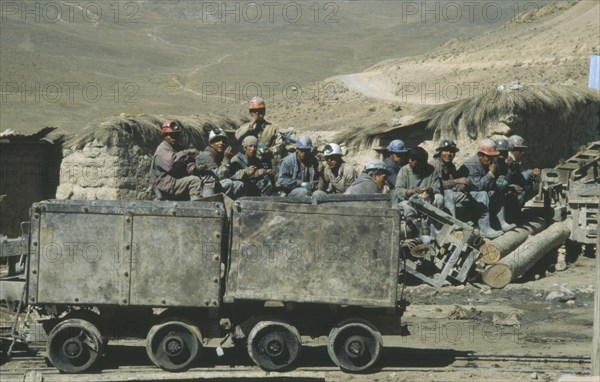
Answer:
[[66, 114, 244, 151]]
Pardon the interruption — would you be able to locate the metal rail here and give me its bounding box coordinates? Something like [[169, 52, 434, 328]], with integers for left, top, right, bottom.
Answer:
[[1, 350, 591, 381]]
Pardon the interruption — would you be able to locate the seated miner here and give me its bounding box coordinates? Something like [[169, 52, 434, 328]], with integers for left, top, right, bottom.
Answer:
[[277, 136, 319, 197], [345, 160, 391, 195], [429, 139, 472, 217], [394, 147, 444, 220], [196, 128, 246, 199], [384, 139, 410, 190], [312, 143, 358, 198], [235, 96, 286, 173], [507, 135, 540, 204], [458, 139, 516, 238], [152, 120, 204, 201], [229, 136, 274, 196]]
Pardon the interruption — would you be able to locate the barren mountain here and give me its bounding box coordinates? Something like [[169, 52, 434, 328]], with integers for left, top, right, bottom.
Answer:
[[1, 1, 551, 133], [269, 1, 600, 134]]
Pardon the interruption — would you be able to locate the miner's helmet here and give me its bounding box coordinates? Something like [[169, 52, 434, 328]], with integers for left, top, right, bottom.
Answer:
[[161, 120, 182, 135], [296, 136, 313, 150], [249, 96, 266, 112], [478, 139, 500, 156], [494, 138, 513, 152], [434, 139, 459, 158], [364, 159, 391, 175], [387, 139, 409, 154], [323, 143, 343, 157], [508, 135, 528, 149], [208, 128, 228, 143]]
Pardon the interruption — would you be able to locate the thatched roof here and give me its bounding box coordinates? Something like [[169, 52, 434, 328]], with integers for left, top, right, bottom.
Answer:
[[338, 85, 600, 151], [417, 85, 600, 141], [66, 114, 246, 151]]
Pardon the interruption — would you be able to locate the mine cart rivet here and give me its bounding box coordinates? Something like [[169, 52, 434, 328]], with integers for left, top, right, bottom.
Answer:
[[213, 255, 220, 262], [33, 206, 41, 213], [74, 298, 79, 302], [30, 297, 35, 302], [33, 242, 38, 246], [122, 299, 127, 303], [126, 217, 131, 223], [34, 214, 39, 219], [124, 244, 130, 250], [171, 210, 177, 216], [204, 300, 210, 306], [162, 300, 166, 304], [83, 207, 89, 212], [32, 270, 37, 274], [124, 272, 129, 277], [212, 301, 218, 306], [215, 233, 221, 239], [213, 278, 219, 283]]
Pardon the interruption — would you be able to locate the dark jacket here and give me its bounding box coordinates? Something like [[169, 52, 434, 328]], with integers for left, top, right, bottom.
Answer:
[[152, 141, 197, 192], [459, 155, 496, 192], [196, 146, 231, 179], [277, 152, 318, 192], [384, 157, 402, 189], [394, 163, 443, 201], [430, 157, 465, 191]]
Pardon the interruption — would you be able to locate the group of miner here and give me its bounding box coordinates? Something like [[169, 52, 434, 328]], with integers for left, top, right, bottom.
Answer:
[[153, 96, 540, 239]]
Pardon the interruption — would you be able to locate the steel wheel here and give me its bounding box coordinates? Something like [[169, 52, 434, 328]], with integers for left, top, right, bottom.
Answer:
[[47, 318, 104, 373], [247, 320, 301, 371], [145, 321, 202, 372], [327, 319, 382, 372]]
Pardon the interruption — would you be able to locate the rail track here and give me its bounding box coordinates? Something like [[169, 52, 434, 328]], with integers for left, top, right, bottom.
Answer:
[[1, 344, 592, 381]]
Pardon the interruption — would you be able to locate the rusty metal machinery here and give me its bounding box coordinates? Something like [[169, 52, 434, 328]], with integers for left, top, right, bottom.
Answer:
[[1, 195, 405, 374]]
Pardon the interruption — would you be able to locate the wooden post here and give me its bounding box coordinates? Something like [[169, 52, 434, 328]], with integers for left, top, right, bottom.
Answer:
[[593, 217, 599, 376], [479, 216, 547, 264], [482, 221, 571, 288]]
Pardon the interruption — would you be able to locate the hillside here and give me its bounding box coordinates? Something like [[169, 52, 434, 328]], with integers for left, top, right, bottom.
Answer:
[[269, 1, 600, 133], [0, 1, 546, 133]]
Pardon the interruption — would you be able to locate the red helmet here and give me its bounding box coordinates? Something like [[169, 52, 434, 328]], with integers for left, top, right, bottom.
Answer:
[[478, 139, 500, 156], [161, 120, 182, 135], [248, 96, 266, 110]]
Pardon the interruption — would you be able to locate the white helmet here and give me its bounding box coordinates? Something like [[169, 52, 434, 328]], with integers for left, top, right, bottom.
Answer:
[[323, 143, 343, 157], [508, 135, 528, 149], [364, 159, 391, 175], [209, 128, 228, 143]]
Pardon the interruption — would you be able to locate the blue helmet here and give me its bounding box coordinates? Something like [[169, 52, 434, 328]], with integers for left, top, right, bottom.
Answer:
[[296, 136, 313, 150], [387, 139, 408, 154]]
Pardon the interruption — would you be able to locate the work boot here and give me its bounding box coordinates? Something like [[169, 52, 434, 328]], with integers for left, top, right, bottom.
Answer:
[[478, 212, 503, 239], [497, 206, 517, 232], [190, 194, 202, 201]]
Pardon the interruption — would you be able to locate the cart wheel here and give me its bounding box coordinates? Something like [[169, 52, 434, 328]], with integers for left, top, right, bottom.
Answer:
[[145, 321, 201, 372], [47, 318, 104, 373], [327, 319, 382, 372], [247, 320, 301, 371]]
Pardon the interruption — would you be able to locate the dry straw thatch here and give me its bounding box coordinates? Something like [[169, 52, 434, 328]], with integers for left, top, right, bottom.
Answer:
[[418, 84, 600, 141], [58, 113, 245, 200], [66, 114, 243, 151], [339, 85, 599, 168]]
